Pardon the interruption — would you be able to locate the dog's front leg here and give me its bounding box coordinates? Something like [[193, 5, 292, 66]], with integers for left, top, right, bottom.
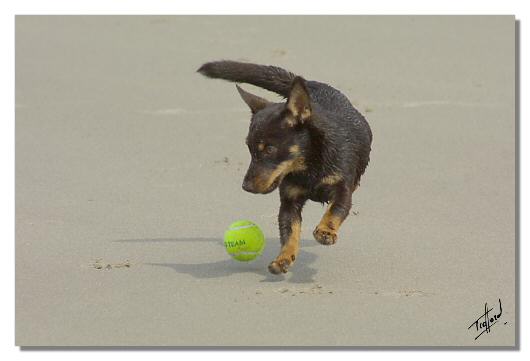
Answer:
[[268, 193, 306, 274], [313, 183, 353, 245]]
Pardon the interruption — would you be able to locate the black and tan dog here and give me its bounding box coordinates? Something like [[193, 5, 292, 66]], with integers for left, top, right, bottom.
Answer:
[[198, 61, 372, 275]]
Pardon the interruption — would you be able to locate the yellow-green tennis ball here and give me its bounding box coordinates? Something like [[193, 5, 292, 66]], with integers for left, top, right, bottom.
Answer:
[[224, 220, 265, 261]]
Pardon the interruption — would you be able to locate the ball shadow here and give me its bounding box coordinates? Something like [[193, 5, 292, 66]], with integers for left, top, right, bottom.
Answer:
[[113, 237, 319, 283]]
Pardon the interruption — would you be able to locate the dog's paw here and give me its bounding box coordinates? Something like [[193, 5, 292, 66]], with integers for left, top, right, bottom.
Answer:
[[268, 256, 294, 275], [313, 226, 338, 245]]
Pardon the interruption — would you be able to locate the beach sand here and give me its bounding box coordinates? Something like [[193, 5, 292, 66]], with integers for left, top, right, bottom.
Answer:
[[15, 16, 516, 346]]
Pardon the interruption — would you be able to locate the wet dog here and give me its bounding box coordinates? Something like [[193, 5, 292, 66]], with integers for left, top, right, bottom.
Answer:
[[198, 60, 372, 274]]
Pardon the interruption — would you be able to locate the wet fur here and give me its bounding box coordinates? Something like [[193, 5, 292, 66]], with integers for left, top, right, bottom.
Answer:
[[198, 60, 372, 274]]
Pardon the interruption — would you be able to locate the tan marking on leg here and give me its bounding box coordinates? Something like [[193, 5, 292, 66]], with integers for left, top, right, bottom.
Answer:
[[281, 220, 301, 258], [320, 173, 342, 185], [289, 145, 300, 155], [285, 184, 306, 199], [269, 220, 301, 274], [313, 202, 342, 245], [319, 202, 343, 230]]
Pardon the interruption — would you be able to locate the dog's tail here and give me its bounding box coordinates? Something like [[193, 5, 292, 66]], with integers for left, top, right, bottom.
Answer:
[[197, 60, 296, 98]]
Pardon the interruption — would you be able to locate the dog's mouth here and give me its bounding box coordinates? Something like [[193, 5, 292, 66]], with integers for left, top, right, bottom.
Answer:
[[261, 177, 281, 194], [245, 175, 282, 194]]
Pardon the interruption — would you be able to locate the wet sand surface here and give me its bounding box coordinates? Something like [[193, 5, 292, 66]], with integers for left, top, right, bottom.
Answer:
[[15, 16, 515, 346]]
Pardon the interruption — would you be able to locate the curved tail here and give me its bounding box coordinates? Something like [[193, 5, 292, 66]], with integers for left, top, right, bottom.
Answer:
[[197, 60, 296, 98]]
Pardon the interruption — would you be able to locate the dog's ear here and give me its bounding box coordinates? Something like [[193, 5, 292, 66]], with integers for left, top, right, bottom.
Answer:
[[236, 85, 270, 114], [285, 76, 311, 126]]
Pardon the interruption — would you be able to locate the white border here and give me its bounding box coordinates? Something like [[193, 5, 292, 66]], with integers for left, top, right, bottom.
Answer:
[[2, 1, 527, 360], [3, 0, 530, 14]]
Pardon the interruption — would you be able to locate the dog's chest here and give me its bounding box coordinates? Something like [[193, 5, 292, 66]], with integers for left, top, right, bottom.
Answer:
[[285, 173, 336, 203], [308, 184, 335, 203]]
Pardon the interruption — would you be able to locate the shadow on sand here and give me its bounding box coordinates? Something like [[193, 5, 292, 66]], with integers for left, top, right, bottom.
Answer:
[[113, 237, 319, 283]]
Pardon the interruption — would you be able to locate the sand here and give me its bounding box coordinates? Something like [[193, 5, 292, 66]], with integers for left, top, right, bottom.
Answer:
[[15, 16, 516, 346]]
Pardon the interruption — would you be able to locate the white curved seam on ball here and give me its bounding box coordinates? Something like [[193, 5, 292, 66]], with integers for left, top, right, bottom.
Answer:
[[229, 251, 260, 256]]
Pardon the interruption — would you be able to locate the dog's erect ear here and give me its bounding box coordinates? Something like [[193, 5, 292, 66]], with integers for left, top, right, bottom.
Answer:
[[236, 85, 270, 114], [285, 76, 311, 126]]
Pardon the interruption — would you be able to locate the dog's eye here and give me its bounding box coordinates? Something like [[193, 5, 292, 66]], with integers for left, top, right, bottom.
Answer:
[[264, 145, 276, 155]]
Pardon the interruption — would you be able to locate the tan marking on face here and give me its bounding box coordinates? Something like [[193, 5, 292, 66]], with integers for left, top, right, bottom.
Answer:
[[291, 156, 307, 172], [321, 173, 343, 185], [289, 145, 300, 155], [254, 159, 293, 191], [285, 184, 306, 199], [258, 143, 265, 151], [254, 156, 307, 192]]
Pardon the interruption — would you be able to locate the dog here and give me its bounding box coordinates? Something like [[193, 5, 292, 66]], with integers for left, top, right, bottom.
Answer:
[[198, 60, 372, 275]]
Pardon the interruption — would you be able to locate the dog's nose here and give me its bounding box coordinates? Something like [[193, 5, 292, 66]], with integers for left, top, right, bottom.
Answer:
[[242, 179, 255, 193]]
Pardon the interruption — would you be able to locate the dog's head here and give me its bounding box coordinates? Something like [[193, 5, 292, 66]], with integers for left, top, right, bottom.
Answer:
[[237, 77, 312, 194]]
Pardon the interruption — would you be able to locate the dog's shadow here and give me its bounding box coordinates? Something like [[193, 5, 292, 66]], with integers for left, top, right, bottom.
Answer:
[[113, 237, 319, 283]]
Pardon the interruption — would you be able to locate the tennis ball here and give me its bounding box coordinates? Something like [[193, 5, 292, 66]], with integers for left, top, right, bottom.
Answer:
[[224, 220, 266, 261]]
